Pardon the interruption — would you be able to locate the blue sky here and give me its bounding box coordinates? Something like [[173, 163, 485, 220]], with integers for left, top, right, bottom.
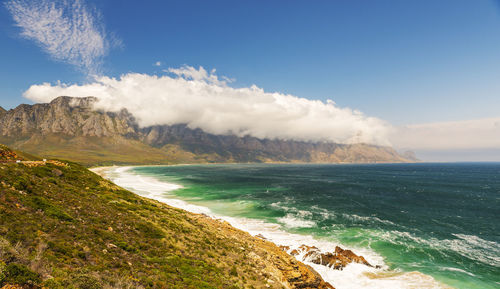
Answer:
[[1, 0, 500, 160]]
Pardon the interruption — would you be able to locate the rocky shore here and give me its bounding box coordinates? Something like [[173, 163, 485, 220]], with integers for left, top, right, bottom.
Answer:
[[190, 216, 336, 289]]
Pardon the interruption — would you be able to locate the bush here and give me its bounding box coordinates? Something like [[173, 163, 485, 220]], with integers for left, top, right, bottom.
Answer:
[[0, 261, 5, 284], [32, 166, 52, 178], [116, 241, 137, 253], [72, 274, 102, 289], [43, 278, 65, 289], [13, 176, 30, 191], [31, 196, 73, 221], [230, 266, 238, 276], [3, 263, 41, 286], [135, 221, 165, 239]]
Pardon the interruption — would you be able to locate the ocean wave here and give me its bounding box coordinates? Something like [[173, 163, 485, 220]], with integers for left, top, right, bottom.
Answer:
[[341, 213, 397, 226], [277, 214, 316, 228], [376, 230, 500, 268], [270, 201, 399, 228], [438, 267, 475, 277], [102, 166, 452, 289]]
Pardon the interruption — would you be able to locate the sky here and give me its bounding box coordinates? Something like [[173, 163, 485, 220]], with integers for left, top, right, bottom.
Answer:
[[0, 0, 499, 161]]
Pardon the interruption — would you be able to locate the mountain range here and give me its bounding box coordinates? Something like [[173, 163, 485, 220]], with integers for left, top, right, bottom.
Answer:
[[0, 96, 416, 165]]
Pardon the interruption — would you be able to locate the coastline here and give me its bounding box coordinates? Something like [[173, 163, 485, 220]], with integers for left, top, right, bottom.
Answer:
[[89, 166, 335, 288], [91, 165, 453, 289]]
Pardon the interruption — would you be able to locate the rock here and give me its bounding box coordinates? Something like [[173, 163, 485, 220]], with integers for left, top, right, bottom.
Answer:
[[299, 244, 318, 252], [52, 168, 63, 176], [107, 243, 117, 249], [290, 244, 374, 271], [334, 246, 372, 267], [279, 245, 290, 251], [255, 234, 267, 240]]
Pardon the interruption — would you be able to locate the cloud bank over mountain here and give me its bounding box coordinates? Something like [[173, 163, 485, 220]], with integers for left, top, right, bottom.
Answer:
[[23, 66, 392, 145]]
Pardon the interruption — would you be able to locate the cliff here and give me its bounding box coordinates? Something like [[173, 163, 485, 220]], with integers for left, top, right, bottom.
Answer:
[[0, 96, 414, 165]]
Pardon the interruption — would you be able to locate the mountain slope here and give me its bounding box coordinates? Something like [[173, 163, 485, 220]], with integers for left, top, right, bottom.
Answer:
[[0, 96, 413, 165], [0, 145, 333, 288]]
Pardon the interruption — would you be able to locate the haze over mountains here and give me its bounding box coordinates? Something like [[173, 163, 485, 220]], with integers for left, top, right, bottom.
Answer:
[[0, 96, 415, 165]]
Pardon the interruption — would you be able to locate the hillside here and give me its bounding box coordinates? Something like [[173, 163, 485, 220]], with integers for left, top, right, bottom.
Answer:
[[0, 145, 334, 288], [0, 96, 413, 165]]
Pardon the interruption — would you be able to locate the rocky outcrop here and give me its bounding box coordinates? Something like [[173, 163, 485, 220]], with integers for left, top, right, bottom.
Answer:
[[284, 244, 377, 271], [0, 144, 21, 161], [0, 96, 137, 138], [0, 96, 416, 165], [198, 217, 335, 289]]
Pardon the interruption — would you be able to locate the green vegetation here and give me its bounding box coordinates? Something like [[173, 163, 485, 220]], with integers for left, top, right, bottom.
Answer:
[[0, 148, 281, 288], [0, 135, 182, 166]]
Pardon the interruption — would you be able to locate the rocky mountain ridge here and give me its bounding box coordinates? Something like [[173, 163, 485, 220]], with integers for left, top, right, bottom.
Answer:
[[0, 96, 415, 165]]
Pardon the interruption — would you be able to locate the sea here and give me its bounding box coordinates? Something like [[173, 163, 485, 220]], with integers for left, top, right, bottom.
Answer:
[[100, 163, 500, 289]]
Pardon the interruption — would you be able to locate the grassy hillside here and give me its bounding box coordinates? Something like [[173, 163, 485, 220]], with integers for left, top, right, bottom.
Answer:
[[0, 146, 332, 289], [0, 134, 240, 166]]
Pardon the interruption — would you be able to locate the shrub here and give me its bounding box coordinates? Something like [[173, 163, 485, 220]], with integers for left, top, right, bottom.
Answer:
[[0, 261, 5, 284], [43, 278, 65, 289], [116, 241, 137, 253], [72, 274, 103, 289], [230, 266, 238, 276], [135, 221, 165, 239], [32, 166, 52, 178], [3, 263, 41, 286], [13, 176, 30, 191], [31, 196, 73, 221]]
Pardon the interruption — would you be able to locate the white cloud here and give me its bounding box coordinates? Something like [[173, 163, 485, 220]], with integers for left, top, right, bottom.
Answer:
[[5, 0, 112, 75], [154, 61, 162, 67], [390, 117, 500, 150], [23, 66, 392, 145]]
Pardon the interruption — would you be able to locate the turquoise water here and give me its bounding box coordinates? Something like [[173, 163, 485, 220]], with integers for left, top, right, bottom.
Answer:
[[129, 163, 499, 289]]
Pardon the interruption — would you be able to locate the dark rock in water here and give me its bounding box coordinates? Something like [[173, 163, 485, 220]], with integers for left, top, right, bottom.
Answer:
[[290, 244, 374, 271], [299, 244, 319, 252], [333, 246, 373, 267], [279, 245, 290, 251]]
